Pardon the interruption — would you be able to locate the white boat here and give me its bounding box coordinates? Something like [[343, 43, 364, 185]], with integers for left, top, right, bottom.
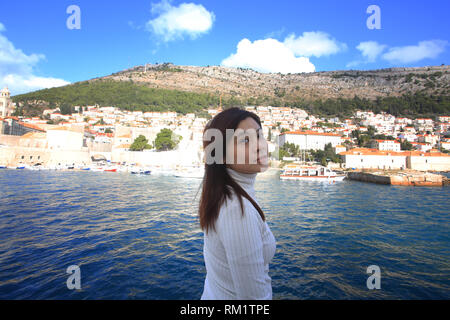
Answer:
[[174, 167, 204, 179], [117, 166, 130, 172], [280, 165, 346, 182]]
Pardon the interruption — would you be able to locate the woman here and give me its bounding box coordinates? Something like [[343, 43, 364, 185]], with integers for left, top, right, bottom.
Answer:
[[199, 107, 276, 300]]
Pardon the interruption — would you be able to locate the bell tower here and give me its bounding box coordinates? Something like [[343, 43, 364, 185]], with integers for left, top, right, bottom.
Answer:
[[0, 87, 15, 117]]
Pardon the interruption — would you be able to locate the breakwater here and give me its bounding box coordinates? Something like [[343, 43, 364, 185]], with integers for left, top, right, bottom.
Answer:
[[347, 170, 447, 186]]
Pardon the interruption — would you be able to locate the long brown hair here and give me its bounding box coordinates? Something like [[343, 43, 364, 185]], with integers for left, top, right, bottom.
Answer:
[[199, 107, 265, 233]]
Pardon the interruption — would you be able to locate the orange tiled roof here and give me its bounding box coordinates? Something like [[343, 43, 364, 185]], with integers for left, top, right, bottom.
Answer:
[[18, 122, 46, 132], [116, 133, 132, 138], [340, 147, 450, 157], [20, 132, 47, 139], [374, 139, 400, 143], [47, 126, 73, 131], [96, 132, 114, 137], [115, 144, 131, 149], [280, 130, 341, 137]]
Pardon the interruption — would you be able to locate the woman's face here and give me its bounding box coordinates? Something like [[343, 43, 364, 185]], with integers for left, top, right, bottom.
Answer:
[[226, 117, 268, 174]]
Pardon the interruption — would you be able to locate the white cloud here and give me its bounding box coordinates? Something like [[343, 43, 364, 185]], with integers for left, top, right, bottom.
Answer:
[[221, 38, 315, 74], [357, 41, 387, 62], [0, 23, 69, 95], [2, 74, 69, 95], [283, 31, 347, 58], [382, 40, 448, 64], [146, 0, 215, 42], [346, 41, 387, 67]]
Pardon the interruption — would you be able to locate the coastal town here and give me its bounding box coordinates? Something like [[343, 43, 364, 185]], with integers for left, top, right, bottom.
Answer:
[[0, 85, 449, 177]]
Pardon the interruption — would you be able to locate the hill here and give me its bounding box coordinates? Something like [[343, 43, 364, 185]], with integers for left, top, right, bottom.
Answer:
[[12, 63, 450, 118]]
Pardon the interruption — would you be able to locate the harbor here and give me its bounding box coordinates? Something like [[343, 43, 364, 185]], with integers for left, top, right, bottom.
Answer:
[[1, 168, 449, 299]]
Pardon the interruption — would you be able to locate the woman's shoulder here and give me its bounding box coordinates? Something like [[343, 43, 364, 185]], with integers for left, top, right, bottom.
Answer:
[[218, 190, 263, 226]]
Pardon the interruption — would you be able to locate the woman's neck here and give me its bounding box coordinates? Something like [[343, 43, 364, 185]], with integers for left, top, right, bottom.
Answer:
[[226, 167, 257, 192]]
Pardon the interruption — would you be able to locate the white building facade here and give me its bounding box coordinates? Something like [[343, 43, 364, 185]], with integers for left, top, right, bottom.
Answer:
[[279, 131, 342, 150]]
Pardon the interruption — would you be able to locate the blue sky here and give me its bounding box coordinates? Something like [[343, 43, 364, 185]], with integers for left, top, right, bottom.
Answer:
[[0, 0, 449, 94]]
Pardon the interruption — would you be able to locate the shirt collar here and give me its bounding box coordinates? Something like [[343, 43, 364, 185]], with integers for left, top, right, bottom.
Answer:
[[226, 167, 257, 192]]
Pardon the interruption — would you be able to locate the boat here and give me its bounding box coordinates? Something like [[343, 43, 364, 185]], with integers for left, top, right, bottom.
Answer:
[[174, 167, 204, 179], [150, 167, 176, 176], [130, 168, 151, 175], [103, 167, 117, 172], [280, 165, 346, 182], [117, 166, 130, 172]]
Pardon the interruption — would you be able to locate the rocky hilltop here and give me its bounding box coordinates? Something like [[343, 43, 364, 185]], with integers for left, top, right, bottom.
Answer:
[[12, 64, 450, 118], [101, 63, 450, 102]]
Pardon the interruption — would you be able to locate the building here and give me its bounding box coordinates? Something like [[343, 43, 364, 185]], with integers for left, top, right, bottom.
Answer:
[[1, 117, 46, 136], [47, 126, 84, 150], [279, 130, 342, 150], [407, 150, 450, 171], [334, 145, 346, 154], [371, 139, 401, 152], [0, 87, 15, 117], [439, 139, 450, 150], [412, 142, 433, 152], [417, 134, 439, 146], [340, 148, 450, 171], [438, 116, 450, 123], [340, 148, 407, 170]]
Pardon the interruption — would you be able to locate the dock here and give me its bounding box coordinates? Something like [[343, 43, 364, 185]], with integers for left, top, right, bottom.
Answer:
[[347, 170, 448, 187]]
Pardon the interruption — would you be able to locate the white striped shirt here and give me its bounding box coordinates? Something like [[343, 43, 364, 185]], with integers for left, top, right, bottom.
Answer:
[[201, 168, 276, 300]]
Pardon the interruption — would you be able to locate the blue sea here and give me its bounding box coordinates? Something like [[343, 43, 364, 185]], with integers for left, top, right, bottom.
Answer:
[[0, 169, 449, 299]]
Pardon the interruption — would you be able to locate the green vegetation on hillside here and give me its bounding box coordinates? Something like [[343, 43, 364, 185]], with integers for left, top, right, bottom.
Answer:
[[12, 78, 450, 119], [291, 93, 450, 119], [13, 80, 220, 115]]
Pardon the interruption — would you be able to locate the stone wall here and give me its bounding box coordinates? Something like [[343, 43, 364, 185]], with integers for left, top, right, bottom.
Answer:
[[0, 145, 92, 167], [0, 134, 21, 146]]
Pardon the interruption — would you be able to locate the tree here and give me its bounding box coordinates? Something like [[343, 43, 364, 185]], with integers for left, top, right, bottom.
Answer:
[[351, 129, 372, 147], [104, 128, 113, 134], [309, 143, 342, 165], [401, 140, 413, 151], [154, 128, 181, 151], [279, 142, 300, 158], [95, 118, 105, 125], [130, 135, 152, 151], [367, 125, 376, 137], [60, 103, 75, 115]]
